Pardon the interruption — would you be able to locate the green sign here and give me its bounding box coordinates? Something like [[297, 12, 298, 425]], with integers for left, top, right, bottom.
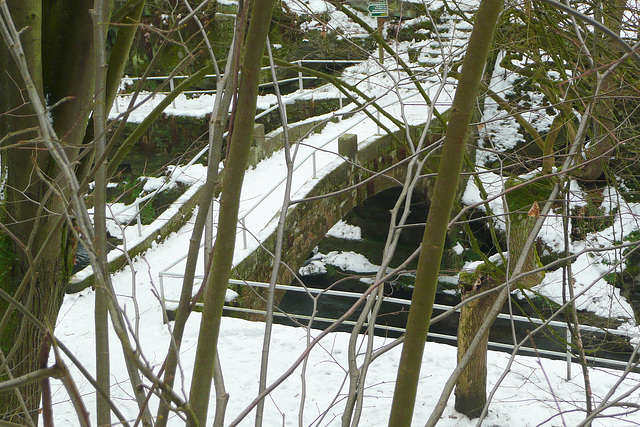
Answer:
[[368, 0, 388, 17]]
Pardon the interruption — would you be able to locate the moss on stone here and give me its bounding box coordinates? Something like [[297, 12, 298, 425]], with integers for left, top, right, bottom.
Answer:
[[458, 262, 504, 292], [505, 175, 555, 213]]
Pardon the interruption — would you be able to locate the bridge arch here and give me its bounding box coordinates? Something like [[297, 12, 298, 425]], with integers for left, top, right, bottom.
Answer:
[[230, 129, 437, 307]]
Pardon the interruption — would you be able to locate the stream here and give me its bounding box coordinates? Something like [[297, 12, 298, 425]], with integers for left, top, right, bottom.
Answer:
[[276, 187, 635, 366]]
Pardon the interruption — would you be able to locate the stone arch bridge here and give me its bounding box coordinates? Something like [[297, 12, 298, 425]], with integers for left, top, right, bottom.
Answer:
[[230, 126, 449, 308], [69, 121, 461, 299]]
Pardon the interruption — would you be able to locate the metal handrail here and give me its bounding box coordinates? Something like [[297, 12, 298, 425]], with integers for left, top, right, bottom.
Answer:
[[225, 280, 630, 338], [116, 59, 364, 99], [156, 78, 447, 284], [111, 56, 439, 241], [158, 278, 638, 371], [109, 68, 355, 237], [115, 59, 362, 111], [120, 60, 363, 83]]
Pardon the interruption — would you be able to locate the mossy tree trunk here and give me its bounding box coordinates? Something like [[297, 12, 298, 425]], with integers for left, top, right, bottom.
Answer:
[[0, 1, 142, 423], [454, 177, 547, 418], [0, 2, 76, 423], [454, 235, 542, 418], [455, 274, 499, 418], [504, 177, 548, 287], [507, 214, 543, 286]]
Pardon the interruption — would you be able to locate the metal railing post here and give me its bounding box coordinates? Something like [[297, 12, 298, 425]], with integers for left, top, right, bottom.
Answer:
[[566, 326, 572, 380], [159, 273, 166, 318], [169, 77, 177, 109], [297, 60, 304, 92], [136, 201, 142, 237], [312, 152, 317, 179], [241, 218, 248, 249]]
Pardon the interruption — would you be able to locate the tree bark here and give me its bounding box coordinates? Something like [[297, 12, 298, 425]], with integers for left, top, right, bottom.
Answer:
[[455, 280, 495, 418], [0, 2, 63, 423], [388, 0, 503, 424], [577, 0, 627, 181], [0, 1, 139, 422], [1, 0, 95, 417], [187, 0, 275, 424], [453, 177, 546, 417], [91, 1, 113, 425]]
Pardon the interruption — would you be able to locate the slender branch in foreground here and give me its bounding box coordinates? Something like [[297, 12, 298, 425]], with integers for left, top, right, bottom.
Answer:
[[0, 366, 63, 393], [389, 0, 504, 424], [188, 2, 276, 424], [255, 37, 294, 427], [536, 0, 640, 66]]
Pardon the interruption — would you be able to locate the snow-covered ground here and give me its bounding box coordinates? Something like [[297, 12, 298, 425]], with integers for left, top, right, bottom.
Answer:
[[59, 210, 640, 426], [51, 301, 640, 426], [49, 1, 640, 426]]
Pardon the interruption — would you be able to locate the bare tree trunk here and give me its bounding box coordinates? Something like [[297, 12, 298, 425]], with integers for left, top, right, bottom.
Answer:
[[91, 1, 113, 425], [188, 1, 275, 424], [578, 0, 627, 181], [0, 2, 69, 423], [454, 177, 546, 417], [388, 0, 503, 424], [155, 19, 240, 427], [454, 282, 494, 418]]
